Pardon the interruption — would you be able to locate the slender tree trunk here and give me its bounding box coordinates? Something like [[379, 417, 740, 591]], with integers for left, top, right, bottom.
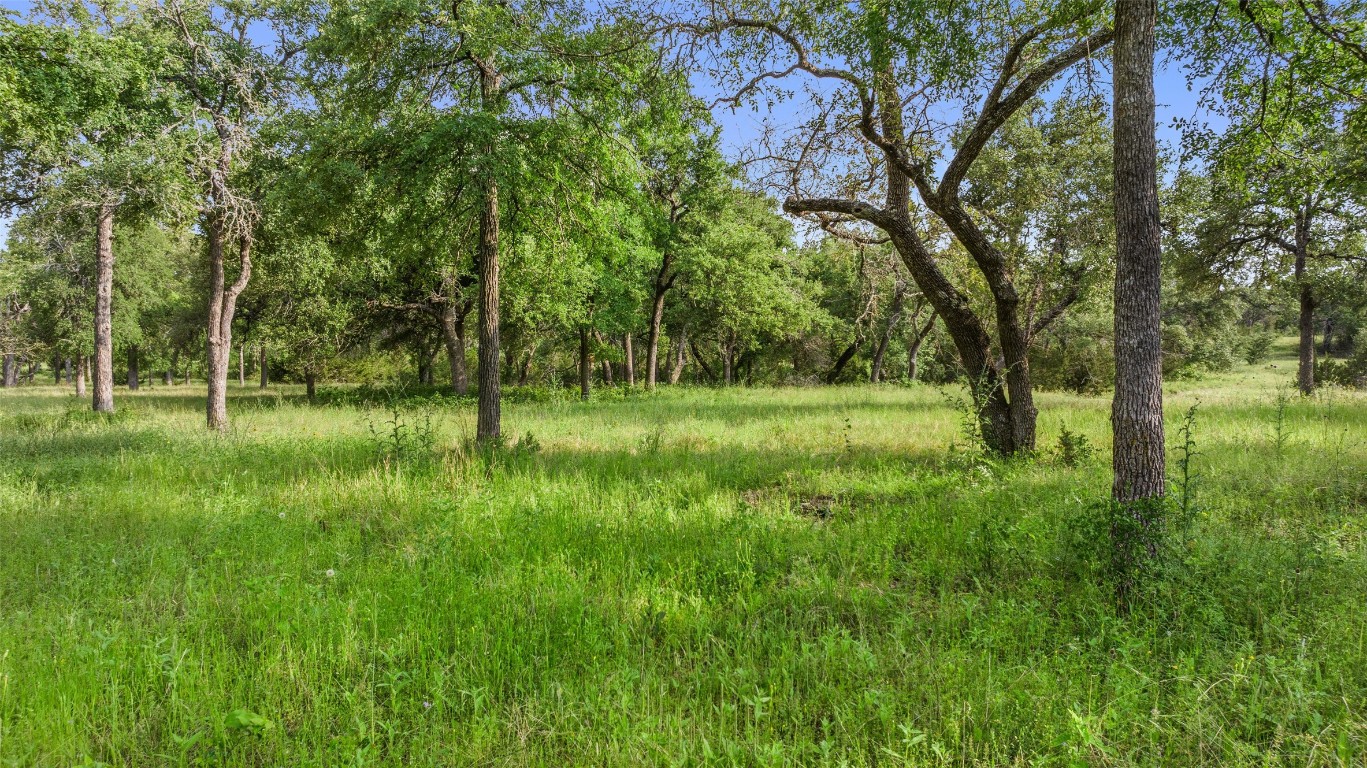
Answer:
[[669, 328, 687, 384], [259, 345, 268, 389], [92, 202, 116, 412], [517, 345, 534, 386], [579, 326, 592, 401], [167, 349, 178, 385], [623, 333, 635, 386], [646, 260, 673, 389], [1111, 0, 1166, 508], [722, 341, 734, 385], [238, 344, 246, 387], [206, 219, 251, 431], [54, 356, 61, 384], [1295, 243, 1315, 394], [907, 310, 937, 383], [63, 357, 71, 384], [476, 161, 501, 442], [306, 371, 317, 402], [871, 282, 908, 383], [127, 345, 140, 390], [76, 354, 87, 397]]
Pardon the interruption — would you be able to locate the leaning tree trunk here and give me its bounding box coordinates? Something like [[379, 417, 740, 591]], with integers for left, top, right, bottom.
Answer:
[[92, 202, 116, 412], [205, 218, 252, 431], [127, 345, 140, 390], [623, 333, 635, 386], [870, 282, 908, 383], [1111, 0, 1166, 509]]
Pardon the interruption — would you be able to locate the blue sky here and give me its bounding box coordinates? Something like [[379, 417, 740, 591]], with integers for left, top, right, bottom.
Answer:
[[0, 0, 1218, 248]]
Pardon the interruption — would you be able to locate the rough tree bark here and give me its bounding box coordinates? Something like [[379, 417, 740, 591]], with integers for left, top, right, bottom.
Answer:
[[474, 62, 504, 443], [1111, 0, 1166, 505], [205, 217, 252, 431], [92, 202, 116, 412]]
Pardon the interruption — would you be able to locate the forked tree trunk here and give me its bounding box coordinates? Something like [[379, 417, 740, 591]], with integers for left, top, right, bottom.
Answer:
[[205, 218, 252, 431], [668, 328, 687, 384], [127, 346, 139, 390], [442, 298, 471, 395], [1111, 0, 1166, 506], [645, 258, 674, 389], [92, 202, 116, 412], [623, 333, 635, 386]]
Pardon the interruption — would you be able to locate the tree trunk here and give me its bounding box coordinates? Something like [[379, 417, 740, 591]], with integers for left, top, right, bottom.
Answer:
[[92, 202, 116, 412], [238, 343, 246, 387], [259, 344, 268, 389], [722, 341, 734, 385], [306, 371, 317, 402], [1111, 0, 1166, 507], [871, 282, 908, 382], [75, 354, 88, 397], [1, 355, 14, 387], [442, 299, 471, 395], [476, 161, 501, 442], [579, 326, 592, 401], [827, 339, 861, 384], [907, 310, 937, 383], [669, 328, 687, 384], [54, 356, 62, 384], [167, 349, 178, 386], [1295, 243, 1315, 394], [517, 345, 535, 386], [63, 357, 72, 384], [206, 218, 251, 431], [623, 333, 635, 386], [646, 259, 673, 389], [127, 345, 140, 390]]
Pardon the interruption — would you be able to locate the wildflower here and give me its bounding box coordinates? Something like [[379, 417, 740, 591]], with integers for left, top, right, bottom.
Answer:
[[325, 568, 336, 579], [423, 700, 433, 710], [278, 512, 286, 519]]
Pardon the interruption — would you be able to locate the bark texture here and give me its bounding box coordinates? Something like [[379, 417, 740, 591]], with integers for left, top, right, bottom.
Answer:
[[205, 219, 252, 431], [1111, 0, 1166, 504], [476, 158, 501, 442], [92, 202, 116, 412]]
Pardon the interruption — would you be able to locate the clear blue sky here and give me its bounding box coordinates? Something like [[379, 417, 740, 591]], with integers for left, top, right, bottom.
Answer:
[[0, 0, 1217, 248]]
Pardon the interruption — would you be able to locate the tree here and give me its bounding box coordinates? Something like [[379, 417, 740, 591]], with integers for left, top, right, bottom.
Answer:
[[678, 1, 1112, 454], [152, 0, 300, 430], [1111, 0, 1166, 578], [1, 4, 177, 411]]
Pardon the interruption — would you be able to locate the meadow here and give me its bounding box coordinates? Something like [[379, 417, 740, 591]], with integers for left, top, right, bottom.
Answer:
[[1, 344, 1365, 766]]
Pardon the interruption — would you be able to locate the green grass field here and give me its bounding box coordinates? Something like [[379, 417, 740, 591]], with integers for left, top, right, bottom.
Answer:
[[1, 343, 1365, 766]]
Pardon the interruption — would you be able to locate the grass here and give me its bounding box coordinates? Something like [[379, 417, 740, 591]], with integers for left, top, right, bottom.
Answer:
[[0, 343, 1364, 766]]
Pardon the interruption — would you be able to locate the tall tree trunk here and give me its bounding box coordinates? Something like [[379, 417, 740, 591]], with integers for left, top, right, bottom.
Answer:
[[579, 326, 592, 401], [259, 344, 268, 389], [442, 299, 471, 395], [646, 259, 674, 389], [476, 159, 501, 442], [206, 219, 251, 431], [1111, 0, 1166, 508], [75, 354, 87, 397], [1295, 242, 1315, 394], [1, 354, 14, 387], [92, 202, 116, 412], [127, 345, 140, 390], [669, 328, 687, 384], [623, 333, 635, 386]]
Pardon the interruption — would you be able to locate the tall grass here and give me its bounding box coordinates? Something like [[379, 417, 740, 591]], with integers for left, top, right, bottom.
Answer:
[[0, 352, 1364, 766]]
